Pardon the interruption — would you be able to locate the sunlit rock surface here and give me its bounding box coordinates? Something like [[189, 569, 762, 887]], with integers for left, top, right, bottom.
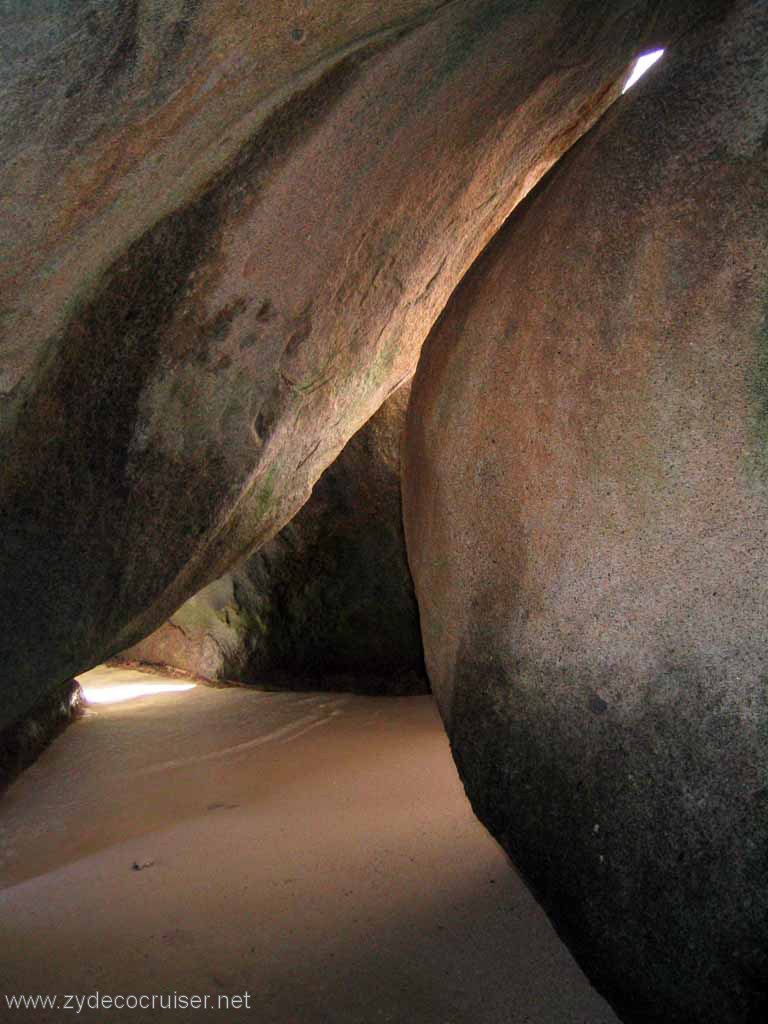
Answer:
[[403, 3, 768, 1021], [120, 384, 426, 693], [0, 0, 703, 730]]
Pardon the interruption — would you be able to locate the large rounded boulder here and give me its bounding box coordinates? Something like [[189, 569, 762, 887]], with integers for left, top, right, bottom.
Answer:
[[0, 0, 709, 731], [404, 3, 768, 1021]]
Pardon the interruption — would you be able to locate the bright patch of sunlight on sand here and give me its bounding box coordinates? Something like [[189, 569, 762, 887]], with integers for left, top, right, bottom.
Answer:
[[623, 49, 665, 93], [83, 682, 196, 704]]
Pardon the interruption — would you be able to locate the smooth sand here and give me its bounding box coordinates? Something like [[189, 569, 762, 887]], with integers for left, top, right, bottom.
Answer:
[[0, 666, 619, 1023]]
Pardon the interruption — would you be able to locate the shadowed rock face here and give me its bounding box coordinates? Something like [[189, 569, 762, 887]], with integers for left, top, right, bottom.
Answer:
[[403, 3, 768, 1021], [0, 0, 699, 730], [0, 678, 82, 795], [120, 383, 427, 694]]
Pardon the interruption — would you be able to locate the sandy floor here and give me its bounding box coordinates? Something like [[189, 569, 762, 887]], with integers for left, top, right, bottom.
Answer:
[[0, 665, 619, 1023]]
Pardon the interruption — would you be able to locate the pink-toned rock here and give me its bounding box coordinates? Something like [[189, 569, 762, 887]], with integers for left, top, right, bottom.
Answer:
[[0, 0, 698, 729], [404, 3, 768, 1021], [120, 383, 427, 693]]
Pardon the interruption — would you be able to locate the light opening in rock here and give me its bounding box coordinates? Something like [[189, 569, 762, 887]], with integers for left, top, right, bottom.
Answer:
[[82, 682, 196, 704], [622, 49, 665, 93]]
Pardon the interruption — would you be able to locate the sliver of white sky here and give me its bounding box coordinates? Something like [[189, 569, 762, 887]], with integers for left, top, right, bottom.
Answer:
[[623, 49, 665, 93]]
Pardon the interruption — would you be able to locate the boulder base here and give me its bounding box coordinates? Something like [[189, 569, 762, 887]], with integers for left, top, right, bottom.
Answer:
[[404, 3, 768, 1020], [121, 385, 426, 694]]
